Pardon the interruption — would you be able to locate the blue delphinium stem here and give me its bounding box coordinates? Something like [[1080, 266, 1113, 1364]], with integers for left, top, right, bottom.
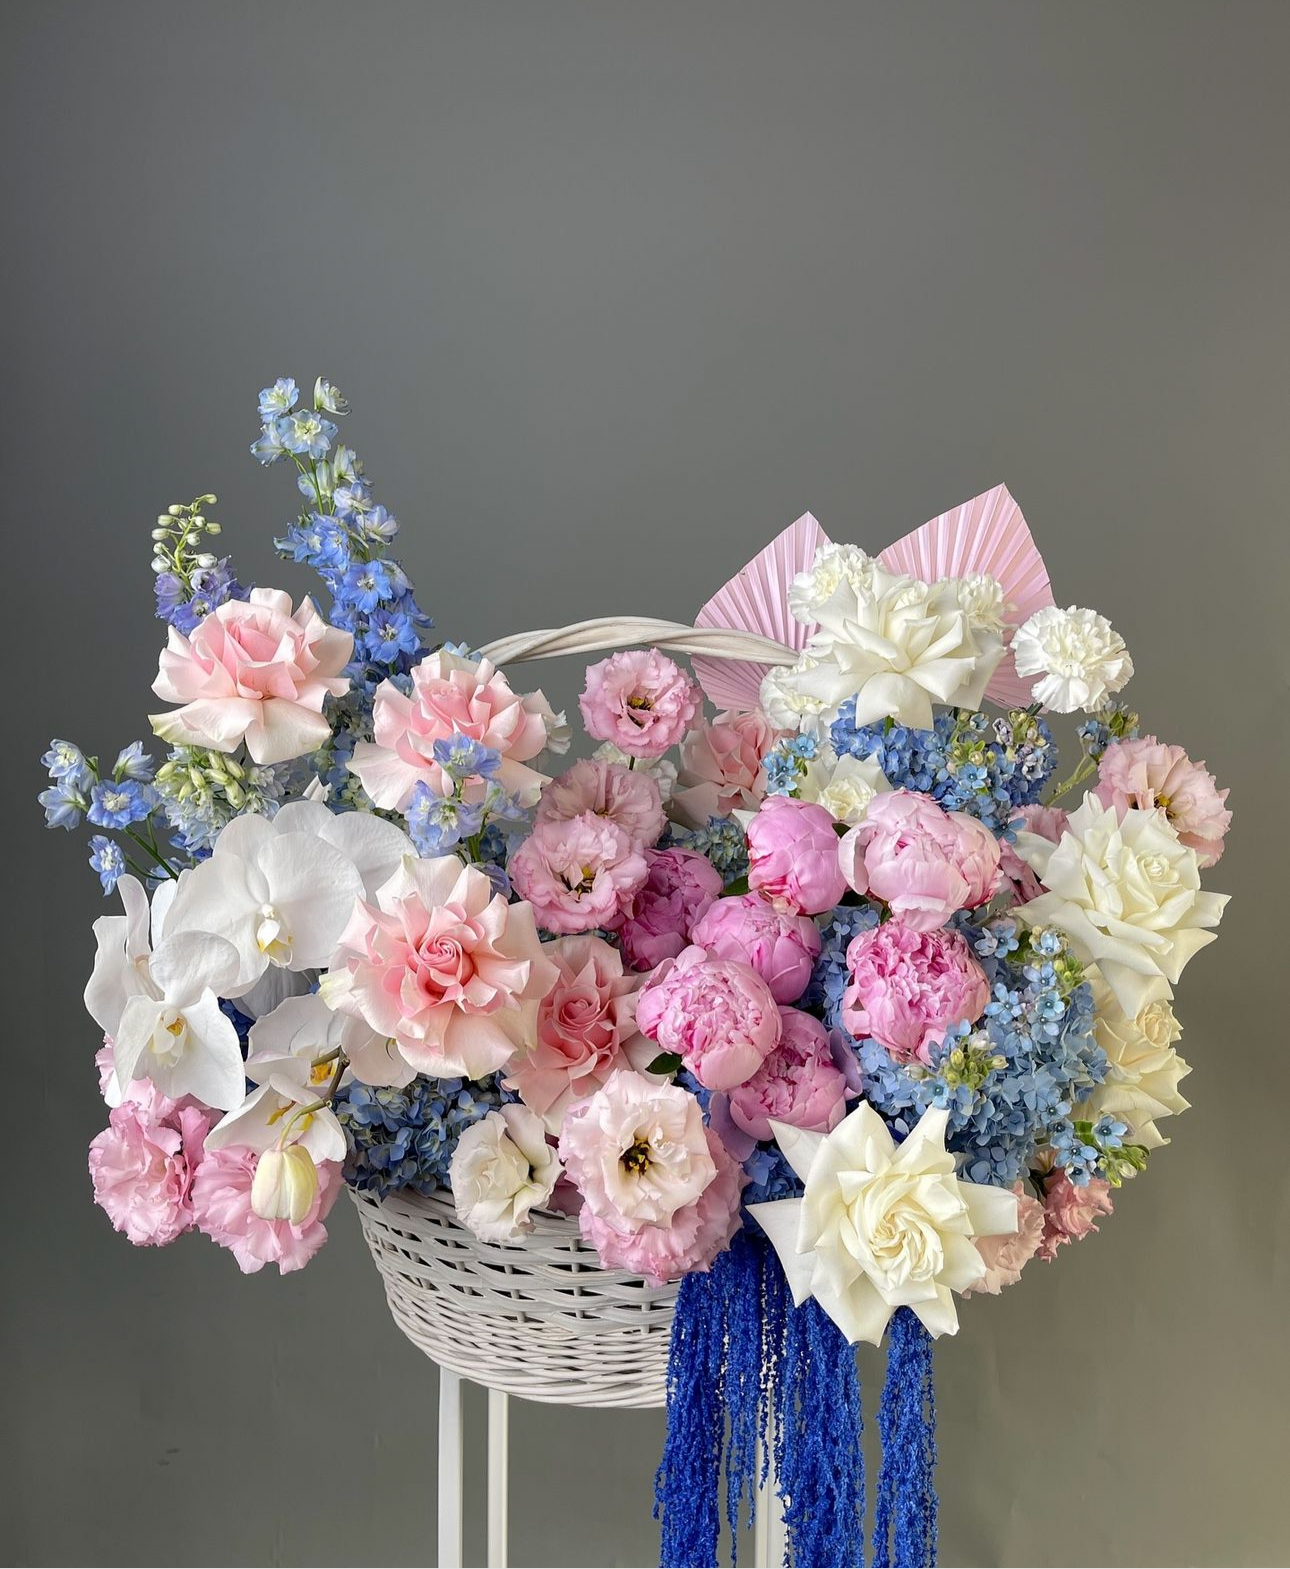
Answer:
[[873, 1308, 937, 1569]]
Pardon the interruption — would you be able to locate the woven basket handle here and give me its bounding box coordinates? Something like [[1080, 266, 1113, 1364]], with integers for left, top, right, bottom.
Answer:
[[478, 616, 795, 668]]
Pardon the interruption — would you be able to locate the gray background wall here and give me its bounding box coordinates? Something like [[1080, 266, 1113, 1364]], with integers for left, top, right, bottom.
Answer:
[[3, 3, 1287, 1565]]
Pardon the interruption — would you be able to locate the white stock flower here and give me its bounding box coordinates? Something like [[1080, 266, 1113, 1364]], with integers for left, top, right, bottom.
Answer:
[[797, 748, 891, 825], [1077, 969, 1191, 1150], [750, 1104, 1018, 1345], [449, 1104, 562, 1243], [1017, 794, 1227, 1017], [1011, 605, 1133, 713]]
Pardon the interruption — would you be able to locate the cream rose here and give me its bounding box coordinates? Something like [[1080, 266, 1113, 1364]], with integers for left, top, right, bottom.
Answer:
[[449, 1104, 561, 1243], [1076, 969, 1191, 1149], [797, 749, 891, 825]]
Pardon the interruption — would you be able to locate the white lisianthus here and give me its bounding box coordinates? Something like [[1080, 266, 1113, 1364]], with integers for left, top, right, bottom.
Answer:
[[797, 748, 891, 825], [592, 741, 678, 803], [450, 1104, 562, 1243], [1011, 605, 1134, 713], [1016, 794, 1227, 1018], [1076, 969, 1191, 1150], [750, 1104, 1018, 1345]]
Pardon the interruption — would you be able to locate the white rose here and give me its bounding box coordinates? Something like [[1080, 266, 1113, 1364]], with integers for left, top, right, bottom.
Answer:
[[1077, 969, 1191, 1150], [1011, 605, 1133, 713], [449, 1104, 562, 1243], [1017, 794, 1227, 1018], [797, 750, 891, 825]]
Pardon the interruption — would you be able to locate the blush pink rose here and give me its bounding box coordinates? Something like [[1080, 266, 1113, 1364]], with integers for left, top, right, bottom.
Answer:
[[841, 920, 990, 1065], [690, 893, 821, 1004], [839, 790, 1001, 930], [746, 795, 847, 915], [962, 1183, 1045, 1296], [725, 1007, 848, 1143], [350, 649, 555, 811], [636, 945, 781, 1091], [617, 848, 723, 971], [509, 812, 648, 935], [998, 804, 1068, 904], [579, 649, 700, 760], [88, 1080, 218, 1247], [1037, 1171, 1114, 1261], [190, 1144, 342, 1274], [1095, 735, 1232, 867], [673, 709, 784, 827], [535, 758, 665, 850], [150, 587, 353, 765]]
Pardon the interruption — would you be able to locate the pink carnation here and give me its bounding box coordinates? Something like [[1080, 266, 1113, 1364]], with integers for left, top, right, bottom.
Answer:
[[690, 893, 821, 1004], [998, 804, 1068, 904], [841, 920, 990, 1065], [673, 709, 783, 827], [746, 795, 847, 915], [962, 1183, 1045, 1296], [617, 847, 723, 971], [725, 1007, 848, 1143], [839, 790, 1001, 930], [190, 1144, 342, 1274], [1037, 1171, 1114, 1261], [509, 812, 648, 935], [1095, 735, 1231, 867], [88, 1081, 217, 1247], [636, 945, 781, 1090], [579, 649, 700, 760], [535, 758, 665, 850]]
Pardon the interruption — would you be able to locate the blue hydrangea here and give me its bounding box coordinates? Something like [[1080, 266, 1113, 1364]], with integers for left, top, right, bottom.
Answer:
[[801, 903, 882, 1025], [334, 1075, 503, 1199], [88, 835, 126, 893], [666, 815, 750, 883]]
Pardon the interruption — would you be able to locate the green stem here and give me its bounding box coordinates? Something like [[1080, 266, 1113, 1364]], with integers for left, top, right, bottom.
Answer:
[[123, 826, 179, 880]]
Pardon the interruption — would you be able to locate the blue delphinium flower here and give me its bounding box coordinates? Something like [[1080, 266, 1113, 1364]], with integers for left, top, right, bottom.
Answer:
[[40, 777, 90, 830], [43, 739, 92, 788], [277, 407, 338, 459], [432, 734, 501, 783], [258, 378, 299, 421], [110, 741, 155, 782], [250, 421, 289, 465], [406, 781, 485, 855], [86, 779, 158, 830], [313, 376, 349, 416], [335, 1075, 504, 1199], [88, 836, 126, 893], [364, 605, 421, 664]]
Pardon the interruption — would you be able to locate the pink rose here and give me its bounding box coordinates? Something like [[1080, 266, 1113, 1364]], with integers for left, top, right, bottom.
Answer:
[[149, 587, 352, 765], [636, 945, 781, 1091], [617, 848, 723, 971], [673, 709, 783, 827], [690, 893, 821, 1004], [536, 758, 665, 850], [1096, 735, 1231, 867], [841, 920, 990, 1065], [88, 1080, 217, 1247], [746, 795, 847, 915], [725, 1007, 848, 1143], [998, 805, 1068, 904], [350, 649, 554, 811], [190, 1144, 342, 1274], [839, 790, 1001, 930], [1037, 1171, 1114, 1261], [579, 649, 700, 760], [962, 1183, 1044, 1296], [509, 812, 648, 935]]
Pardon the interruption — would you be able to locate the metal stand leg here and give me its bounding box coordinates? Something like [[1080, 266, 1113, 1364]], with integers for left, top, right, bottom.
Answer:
[[438, 1368, 464, 1569], [487, 1388, 509, 1569]]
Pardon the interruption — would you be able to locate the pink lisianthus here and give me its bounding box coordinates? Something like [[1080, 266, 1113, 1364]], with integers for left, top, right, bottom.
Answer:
[[1037, 1170, 1114, 1261], [1095, 735, 1231, 867], [841, 920, 990, 1065], [998, 804, 1068, 905], [839, 790, 1001, 930], [535, 758, 665, 850], [673, 709, 784, 828], [962, 1183, 1045, 1296], [189, 1145, 342, 1274], [635, 945, 781, 1091], [88, 1080, 218, 1247], [579, 650, 700, 760], [689, 893, 821, 1004], [509, 812, 648, 935], [349, 650, 555, 812], [746, 795, 847, 915], [725, 1007, 848, 1143], [149, 587, 352, 765], [617, 848, 723, 971]]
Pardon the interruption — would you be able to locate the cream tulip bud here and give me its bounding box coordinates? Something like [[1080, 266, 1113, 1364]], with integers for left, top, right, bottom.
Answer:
[[250, 1144, 318, 1225]]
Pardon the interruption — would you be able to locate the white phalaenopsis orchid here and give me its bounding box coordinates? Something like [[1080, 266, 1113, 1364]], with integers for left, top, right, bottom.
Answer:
[[83, 875, 246, 1110], [247, 992, 415, 1094]]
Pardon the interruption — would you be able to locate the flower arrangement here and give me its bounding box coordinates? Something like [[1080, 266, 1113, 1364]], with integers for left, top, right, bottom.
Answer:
[[43, 380, 1231, 1567]]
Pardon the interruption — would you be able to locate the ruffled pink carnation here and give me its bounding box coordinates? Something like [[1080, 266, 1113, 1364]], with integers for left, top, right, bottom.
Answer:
[[962, 1183, 1045, 1296], [841, 920, 990, 1065], [617, 847, 723, 971], [1095, 735, 1231, 867], [725, 1007, 847, 1143], [746, 795, 847, 915], [535, 758, 665, 849], [690, 892, 821, 1004], [579, 649, 700, 760], [636, 945, 781, 1090], [673, 709, 783, 827], [998, 804, 1068, 904], [839, 790, 1001, 930], [509, 812, 648, 935], [1037, 1171, 1114, 1261], [88, 1081, 217, 1247], [190, 1145, 342, 1274]]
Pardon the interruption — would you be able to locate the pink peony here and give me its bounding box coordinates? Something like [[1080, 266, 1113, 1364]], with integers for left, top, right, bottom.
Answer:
[[1037, 1171, 1114, 1261], [962, 1183, 1045, 1296], [349, 649, 555, 812], [746, 795, 848, 915], [509, 812, 648, 935], [190, 1144, 342, 1274], [1095, 735, 1231, 867], [725, 1007, 848, 1143], [149, 587, 353, 765], [88, 1080, 217, 1247], [841, 920, 990, 1065], [535, 758, 665, 850], [673, 709, 783, 827], [998, 804, 1068, 904], [505, 935, 652, 1127], [839, 790, 1001, 930], [635, 945, 781, 1091], [579, 649, 700, 760], [690, 893, 821, 1004], [617, 847, 723, 971]]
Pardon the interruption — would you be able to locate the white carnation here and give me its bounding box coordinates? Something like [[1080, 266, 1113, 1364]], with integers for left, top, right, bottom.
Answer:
[[1011, 605, 1133, 713], [787, 542, 878, 624]]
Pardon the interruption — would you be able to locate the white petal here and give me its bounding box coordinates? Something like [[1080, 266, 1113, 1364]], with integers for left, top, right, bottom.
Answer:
[[165, 854, 266, 993], [767, 1120, 826, 1187], [259, 834, 365, 969], [958, 1178, 1019, 1240], [171, 993, 248, 1109], [747, 1201, 816, 1306], [149, 930, 243, 1008], [274, 801, 415, 898]]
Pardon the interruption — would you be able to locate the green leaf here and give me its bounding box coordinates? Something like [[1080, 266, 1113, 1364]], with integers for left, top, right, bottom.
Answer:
[[646, 1052, 683, 1077], [721, 875, 750, 897]]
